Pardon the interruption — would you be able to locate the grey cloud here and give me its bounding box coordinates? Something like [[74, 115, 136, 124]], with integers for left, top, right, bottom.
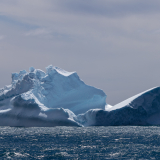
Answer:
[[0, 35, 4, 40], [24, 28, 51, 36], [58, 0, 160, 17]]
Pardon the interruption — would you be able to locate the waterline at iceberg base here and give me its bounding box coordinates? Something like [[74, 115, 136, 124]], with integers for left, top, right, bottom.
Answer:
[[0, 65, 160, 127]]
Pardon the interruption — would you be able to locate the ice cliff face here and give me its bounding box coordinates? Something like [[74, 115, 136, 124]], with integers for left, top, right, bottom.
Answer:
[[0, 65, 106, 127], [77, 87, 160, 126]]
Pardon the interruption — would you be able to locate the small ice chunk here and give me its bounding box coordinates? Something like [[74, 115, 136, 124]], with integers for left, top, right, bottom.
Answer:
[[46, 65, 53, 75], [12, 73, 19, 82], [12, 70, 27, 82], [19, 70, 27, 75], [29, 67, 35, 72], [39, 112, 47, 118], [35, 69, 46, 79]]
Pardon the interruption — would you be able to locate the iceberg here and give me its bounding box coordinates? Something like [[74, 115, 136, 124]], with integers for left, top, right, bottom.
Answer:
[[0, 65, 106, 127], [3, 64, 160, 127], [76, 87, 160, 126]]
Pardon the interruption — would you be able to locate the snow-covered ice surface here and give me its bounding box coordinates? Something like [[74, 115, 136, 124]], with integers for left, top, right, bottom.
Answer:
[[0, 65, 106, 127], [77, 87, 160, 126]]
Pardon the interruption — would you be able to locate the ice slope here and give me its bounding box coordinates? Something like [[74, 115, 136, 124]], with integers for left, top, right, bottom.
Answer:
[[106, 87, 158, 112], [76, 87, 160, 126], [0, 65, 106, 127]]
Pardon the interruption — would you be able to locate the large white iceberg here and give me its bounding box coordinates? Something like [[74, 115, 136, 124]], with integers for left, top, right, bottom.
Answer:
[[0, 65, 106, 127], [77, 87, 160, 126], [2, 64, 160, 127]]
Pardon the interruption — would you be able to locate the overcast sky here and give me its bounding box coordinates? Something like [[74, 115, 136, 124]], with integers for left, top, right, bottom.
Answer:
[[0, 0, 160, 105]]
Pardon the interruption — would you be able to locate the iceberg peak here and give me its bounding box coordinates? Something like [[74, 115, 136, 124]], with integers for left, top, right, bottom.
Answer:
[[29, 67, 35, 72], [46, 65, 75, 77]]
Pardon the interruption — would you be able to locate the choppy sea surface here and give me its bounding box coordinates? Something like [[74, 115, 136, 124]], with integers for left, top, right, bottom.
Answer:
[[0, 126, 160, 159]]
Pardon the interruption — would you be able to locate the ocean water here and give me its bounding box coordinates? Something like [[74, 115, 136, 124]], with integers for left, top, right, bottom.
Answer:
[[0, 126, 160, 159]]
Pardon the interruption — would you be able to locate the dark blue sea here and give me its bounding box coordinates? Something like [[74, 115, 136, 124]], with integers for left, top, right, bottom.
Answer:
[[0, 126, 160, 159]]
